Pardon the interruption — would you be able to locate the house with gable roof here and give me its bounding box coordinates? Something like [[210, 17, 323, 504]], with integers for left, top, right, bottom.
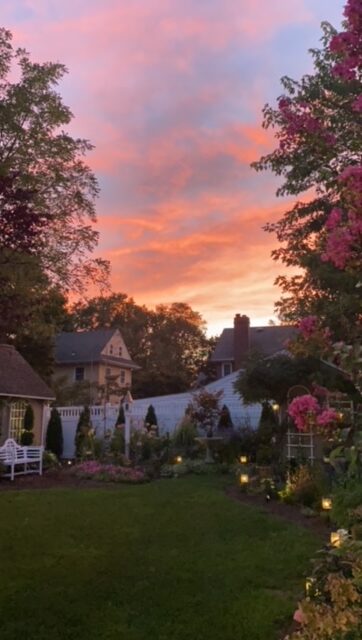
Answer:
[[54, 328, 140, 403], [210, 314, 296, 379], [0, 344, 54, 445]]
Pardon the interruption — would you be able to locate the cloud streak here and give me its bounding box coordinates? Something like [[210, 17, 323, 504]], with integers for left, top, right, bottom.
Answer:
[[1, 0, 345, 332]]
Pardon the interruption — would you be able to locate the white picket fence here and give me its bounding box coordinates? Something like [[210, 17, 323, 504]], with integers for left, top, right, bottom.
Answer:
[[57, 371, 262, 458]]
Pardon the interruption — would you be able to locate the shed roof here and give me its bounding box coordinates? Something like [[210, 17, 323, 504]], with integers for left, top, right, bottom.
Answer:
[[0, 345, 54, 400]]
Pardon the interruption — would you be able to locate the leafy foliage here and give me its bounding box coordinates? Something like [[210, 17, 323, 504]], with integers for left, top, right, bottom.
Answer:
[[20, 404, 34, 446], [46, 408, 63, 458], [253, 16, 361, 342]]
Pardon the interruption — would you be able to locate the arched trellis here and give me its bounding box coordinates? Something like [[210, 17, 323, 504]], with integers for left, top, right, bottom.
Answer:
[[286, 385, 315, 463]]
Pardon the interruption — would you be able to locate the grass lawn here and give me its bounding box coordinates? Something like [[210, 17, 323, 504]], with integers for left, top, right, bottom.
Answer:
[[0, 476, 320, 640]]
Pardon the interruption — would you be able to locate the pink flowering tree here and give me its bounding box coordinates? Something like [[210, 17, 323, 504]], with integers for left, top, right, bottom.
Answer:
[[253, 0, 361, 345], [288, 394, 339, 434]]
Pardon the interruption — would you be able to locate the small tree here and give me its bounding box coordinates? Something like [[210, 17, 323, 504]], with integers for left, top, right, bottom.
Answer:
[[256, 402, 279, 465], [115, 403, 125, 427], [217, 404, 233, 430], [20, 404, 34, 445], [46, 408, 63, 458], [74, 406, 93, 458], [144, 405, 158, 432]]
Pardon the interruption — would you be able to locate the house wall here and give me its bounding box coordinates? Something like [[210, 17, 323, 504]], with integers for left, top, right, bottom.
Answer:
[[101, 331, 132, 361], [0, 398, 48, 446], [54, 363, 101, 386]]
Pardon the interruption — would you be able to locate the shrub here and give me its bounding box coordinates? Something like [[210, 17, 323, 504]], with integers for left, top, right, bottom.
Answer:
[[288, 542, 362, 640], [172, 416, 198, 457], [115, 404, 125, 427], [331, 480, 362, 529], [144, 405, 158, 433], [74, 406, 94, 459], [43, 450, 61, 470], [46, 408, 63, 458], [217, 404, 233, 430], [20, 404, 34, 445], [280, 465, 328, 508]]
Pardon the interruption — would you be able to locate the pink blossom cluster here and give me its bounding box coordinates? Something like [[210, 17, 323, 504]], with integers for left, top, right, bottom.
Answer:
[[277, 98, 336, 148], [330, 0, 362, 81], [298, 316, 331, 343], [288, 395, 320, 431], [72, 461, 146, 483], [322, 208, 362, 269], [298, 316, 319, 338], [288, 394, 339, 432]]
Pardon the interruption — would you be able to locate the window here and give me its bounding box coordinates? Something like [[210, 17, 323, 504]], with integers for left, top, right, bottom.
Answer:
[[109, 344, 113, 355], [106, 367, 111, 377], [222, 363, 232, 377], [9, 401, 27, 442], [75, 366, 85, 381], [118, 346, 122, 356], [120, 370, 126, 384]]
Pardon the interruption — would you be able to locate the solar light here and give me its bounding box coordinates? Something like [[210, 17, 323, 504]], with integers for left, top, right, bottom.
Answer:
[[330, 529, 348, 548], [272, 402, 279, 412], [240, 455, 248, 464], [176, 456, 183, 463], [240, 474, 249, 485], [322, 497, 332, 511]]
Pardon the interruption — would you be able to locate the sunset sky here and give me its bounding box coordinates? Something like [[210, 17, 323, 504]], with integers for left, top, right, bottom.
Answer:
[[1, 0, 345, 335]]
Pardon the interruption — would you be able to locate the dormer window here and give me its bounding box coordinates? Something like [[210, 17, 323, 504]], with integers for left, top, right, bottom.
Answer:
[[109, 344, 113, 355], [118, 346, 122, 356]]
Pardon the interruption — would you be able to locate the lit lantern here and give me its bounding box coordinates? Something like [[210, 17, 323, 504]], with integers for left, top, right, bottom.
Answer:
[[272, 402, 279, 412], [322, 497, 332, 511], [176, 456, 183, 464], [240, 455, 248, 464], [330, 529, 349, 547], [330, 531, 340, 547], [305, 577, 315, 597], [240, 474, 249, 485]]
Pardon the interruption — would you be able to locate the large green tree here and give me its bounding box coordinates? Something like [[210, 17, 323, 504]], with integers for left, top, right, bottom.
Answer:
[[0, 28, 109, 291], [253, 14, 361, 342]]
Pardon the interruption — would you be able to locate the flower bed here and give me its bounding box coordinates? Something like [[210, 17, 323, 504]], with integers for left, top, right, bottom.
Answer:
[[71, 461, 148, 484]]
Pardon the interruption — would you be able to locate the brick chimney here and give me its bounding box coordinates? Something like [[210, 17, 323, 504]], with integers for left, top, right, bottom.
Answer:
[[233, 314, 250, 370]]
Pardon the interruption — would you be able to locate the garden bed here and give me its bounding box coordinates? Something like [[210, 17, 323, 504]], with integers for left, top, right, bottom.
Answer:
[[226, 485, 332, 539]]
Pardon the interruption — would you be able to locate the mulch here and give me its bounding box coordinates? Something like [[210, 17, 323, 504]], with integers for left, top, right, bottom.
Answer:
[[0, 469, 121, 491], [226, 485, 332, 539]]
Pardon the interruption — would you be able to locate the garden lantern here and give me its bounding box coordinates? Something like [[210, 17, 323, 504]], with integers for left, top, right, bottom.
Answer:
[[272, 403, 279, 412], [240, 455, 248, 464], [330, 529, 348, 548], [176, 456, 183, 463], [240, 473, 249, 485], [321, 497, 332, 511]]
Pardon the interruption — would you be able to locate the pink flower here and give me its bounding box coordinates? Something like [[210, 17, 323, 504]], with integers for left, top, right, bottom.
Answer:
[[352, 95, 362, 112], [298, 316, 318, 338], [316, 409, 339, 427], [293, 608, 305, 625], [288, 395, 320, 432]]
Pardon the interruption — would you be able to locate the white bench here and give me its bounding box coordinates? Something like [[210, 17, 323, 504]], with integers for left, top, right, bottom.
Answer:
[[0, 438, 43, 481]]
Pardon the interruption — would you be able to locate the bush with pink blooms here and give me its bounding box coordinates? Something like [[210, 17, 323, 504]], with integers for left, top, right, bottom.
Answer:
[[288, 395, 339, 434], [71, 461, 148, 484]]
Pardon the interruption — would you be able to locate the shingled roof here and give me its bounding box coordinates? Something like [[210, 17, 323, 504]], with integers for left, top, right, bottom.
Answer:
[[211, 325, 296, 362], [0, 345, 54, 399], [55, 329, 139, 369]]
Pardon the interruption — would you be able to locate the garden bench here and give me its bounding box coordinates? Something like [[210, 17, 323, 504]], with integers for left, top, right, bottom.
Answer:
[[0, 438, 43, 481]]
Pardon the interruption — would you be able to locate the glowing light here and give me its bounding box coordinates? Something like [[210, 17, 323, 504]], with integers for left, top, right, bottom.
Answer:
[[240, 474, 249, 485], [176, 456, 183, 463], [330, 529, 348, 547], [272, 403, 279, 412], [322, 497, 332, 511], [240, 455, 248, 464]]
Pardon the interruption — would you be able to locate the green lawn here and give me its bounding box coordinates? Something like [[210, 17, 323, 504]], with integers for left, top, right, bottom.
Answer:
[[0, 477, 320, 640]]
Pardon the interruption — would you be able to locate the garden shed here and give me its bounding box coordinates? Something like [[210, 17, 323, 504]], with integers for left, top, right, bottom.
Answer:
[[0, 344, 54, 446]]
